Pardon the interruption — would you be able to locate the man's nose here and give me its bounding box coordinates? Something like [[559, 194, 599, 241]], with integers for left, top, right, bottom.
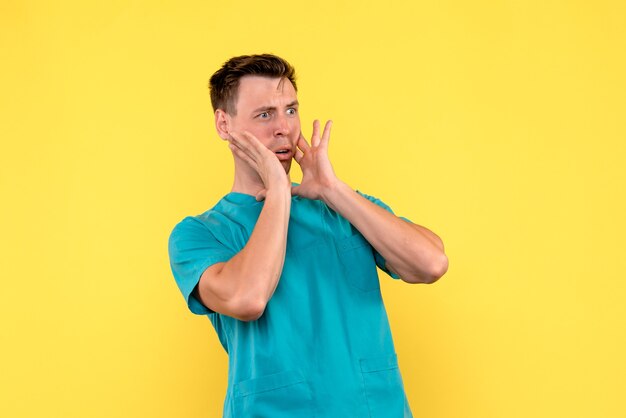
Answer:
[[273, 113, 290, 136]]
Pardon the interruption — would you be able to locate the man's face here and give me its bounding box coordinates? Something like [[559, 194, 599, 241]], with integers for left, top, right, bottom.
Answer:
[[227, 75, 301, 173]]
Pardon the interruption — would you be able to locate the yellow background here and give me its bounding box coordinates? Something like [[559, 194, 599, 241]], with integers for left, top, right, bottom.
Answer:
[[1, 1, 625, 417]]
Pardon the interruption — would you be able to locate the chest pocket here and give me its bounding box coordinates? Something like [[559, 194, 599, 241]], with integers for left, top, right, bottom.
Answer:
[[233, 369, 315, 417], [337, 233, 380, 292]]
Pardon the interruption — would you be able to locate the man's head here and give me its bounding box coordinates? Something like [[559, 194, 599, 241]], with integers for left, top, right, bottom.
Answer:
[[210, 54, 301, 173], [209, 54, 297, 115]]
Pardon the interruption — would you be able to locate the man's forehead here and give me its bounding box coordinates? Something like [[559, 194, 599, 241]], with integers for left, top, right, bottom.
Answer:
[[237, 76, 297, 105]]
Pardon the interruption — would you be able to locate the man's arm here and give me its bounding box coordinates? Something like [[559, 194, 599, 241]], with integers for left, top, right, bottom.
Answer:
[[323, 182, 448, 284], [194, 131, 291, 321], [292, 120, 448, 284]]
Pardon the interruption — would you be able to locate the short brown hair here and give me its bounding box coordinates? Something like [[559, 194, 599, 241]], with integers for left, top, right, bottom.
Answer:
[[209, 54, 297, 115]]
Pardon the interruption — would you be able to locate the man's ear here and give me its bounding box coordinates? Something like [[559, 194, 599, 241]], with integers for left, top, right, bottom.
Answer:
[[214, 109, 231, 140]]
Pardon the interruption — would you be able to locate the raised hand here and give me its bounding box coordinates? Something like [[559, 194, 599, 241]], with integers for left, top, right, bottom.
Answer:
[[228, 131, 291, 200], [291, 120, 339, 201]]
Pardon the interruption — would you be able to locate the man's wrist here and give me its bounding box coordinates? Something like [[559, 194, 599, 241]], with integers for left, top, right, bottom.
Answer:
[[321, 179, 351, 212], [265, 186, 292, 200]]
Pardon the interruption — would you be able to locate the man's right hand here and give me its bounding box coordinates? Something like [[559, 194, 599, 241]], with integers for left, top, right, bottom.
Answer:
[[228, 131, 291, 200], [193, 130, 292, 321]]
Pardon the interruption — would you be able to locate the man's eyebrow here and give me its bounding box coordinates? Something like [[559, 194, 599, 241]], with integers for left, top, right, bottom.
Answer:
[[250, 101, 299, 114]]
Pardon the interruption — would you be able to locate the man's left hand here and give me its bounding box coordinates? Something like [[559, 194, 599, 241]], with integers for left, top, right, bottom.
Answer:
[[291, 119, 340, 201]]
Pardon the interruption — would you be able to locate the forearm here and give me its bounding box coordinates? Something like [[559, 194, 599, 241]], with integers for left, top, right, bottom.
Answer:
[[217, 188, 291, 310], [324, 181, 447, 283]]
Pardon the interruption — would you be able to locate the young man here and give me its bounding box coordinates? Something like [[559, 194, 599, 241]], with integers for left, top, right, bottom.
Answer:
[[168, 54, 448, 417]]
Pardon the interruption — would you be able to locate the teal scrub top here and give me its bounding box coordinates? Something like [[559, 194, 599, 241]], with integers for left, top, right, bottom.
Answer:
[[168, 188, 414, 417]]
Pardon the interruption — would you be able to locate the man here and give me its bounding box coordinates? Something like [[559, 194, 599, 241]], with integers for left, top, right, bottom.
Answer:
[[168, 53, 448, 417]]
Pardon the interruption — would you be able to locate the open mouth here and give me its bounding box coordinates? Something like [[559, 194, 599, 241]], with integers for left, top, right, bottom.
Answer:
[[274, 148, 292, 161]]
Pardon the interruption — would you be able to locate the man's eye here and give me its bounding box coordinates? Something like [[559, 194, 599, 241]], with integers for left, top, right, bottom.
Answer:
[[286, 108, 297, 115], [258, 112, 270, 119]]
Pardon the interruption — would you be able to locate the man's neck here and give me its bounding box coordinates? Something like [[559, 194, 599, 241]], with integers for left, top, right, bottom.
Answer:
[[230, 164, 265, 197]]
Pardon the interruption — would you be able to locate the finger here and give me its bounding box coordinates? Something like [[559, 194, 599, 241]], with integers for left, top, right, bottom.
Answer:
[[228, 135, 250, 158], [320, 120, 333, 150], [311, 119, 321, 147], [297, 134, 311, 153], [294, 148, 304, 164], [229, 142, 258, 170], [228, 132, 252, 156], [228, 131, 245, 147], [229, 131, 261, 162], [240, 130, 267, 154]]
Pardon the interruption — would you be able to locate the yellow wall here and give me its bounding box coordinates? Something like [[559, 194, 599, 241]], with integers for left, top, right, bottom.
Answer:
[[2, 1, 625, 417]]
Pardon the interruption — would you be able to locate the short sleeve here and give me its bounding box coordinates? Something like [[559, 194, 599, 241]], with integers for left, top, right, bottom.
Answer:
[[356, 190, 412, 280], [168, 216, 235, 315]]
